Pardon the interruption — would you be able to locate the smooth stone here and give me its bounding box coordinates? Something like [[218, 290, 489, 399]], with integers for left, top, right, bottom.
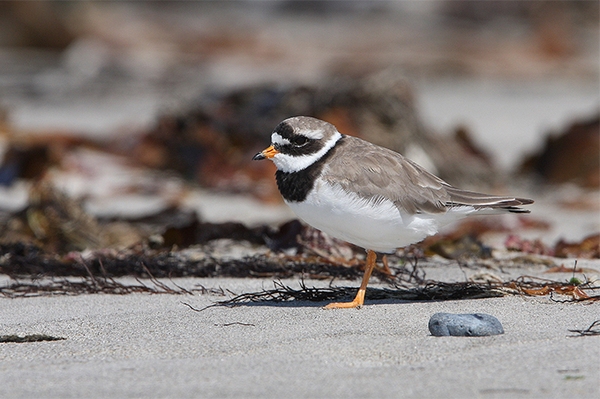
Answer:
[[428, 313, 504, 336]]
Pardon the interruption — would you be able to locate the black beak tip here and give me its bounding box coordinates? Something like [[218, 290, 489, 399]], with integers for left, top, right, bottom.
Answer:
[[252, 152, 265, 161]]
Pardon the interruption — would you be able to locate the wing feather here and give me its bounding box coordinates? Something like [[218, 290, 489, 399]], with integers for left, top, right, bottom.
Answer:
[[323, 136, 450, 214], [322, 136, 533, 215]]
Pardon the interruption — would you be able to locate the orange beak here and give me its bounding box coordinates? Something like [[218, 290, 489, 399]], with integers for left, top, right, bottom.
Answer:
[[252, 145, 279, 160]]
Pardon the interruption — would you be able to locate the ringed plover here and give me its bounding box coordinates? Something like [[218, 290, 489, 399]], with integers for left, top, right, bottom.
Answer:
[[253, 116, 533, 309]]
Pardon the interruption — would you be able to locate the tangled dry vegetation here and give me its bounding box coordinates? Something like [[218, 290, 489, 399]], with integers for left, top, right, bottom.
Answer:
[[1, 237, 598, 307], [0, 183, 598, 304]]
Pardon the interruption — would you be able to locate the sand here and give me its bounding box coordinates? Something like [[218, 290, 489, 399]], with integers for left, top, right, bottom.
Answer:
[[1, 271, 598, 399]]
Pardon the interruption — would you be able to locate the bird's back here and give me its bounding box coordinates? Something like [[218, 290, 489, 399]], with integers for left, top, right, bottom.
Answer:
[[321, 135, 532, 216]]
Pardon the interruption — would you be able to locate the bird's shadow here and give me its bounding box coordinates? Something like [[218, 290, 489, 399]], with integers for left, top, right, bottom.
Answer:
[[227, 297, 417, 308], [185, 281, 500, 311]]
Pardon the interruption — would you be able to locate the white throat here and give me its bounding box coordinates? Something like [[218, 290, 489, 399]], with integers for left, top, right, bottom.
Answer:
[[271, 131, 342, 173]]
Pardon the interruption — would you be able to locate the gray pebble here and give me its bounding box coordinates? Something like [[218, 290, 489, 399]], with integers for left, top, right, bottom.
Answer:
[[428, 313, 504, 336]]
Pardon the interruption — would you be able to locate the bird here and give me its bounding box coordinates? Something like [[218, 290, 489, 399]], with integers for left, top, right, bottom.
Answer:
[[253, 116, 533, 309]]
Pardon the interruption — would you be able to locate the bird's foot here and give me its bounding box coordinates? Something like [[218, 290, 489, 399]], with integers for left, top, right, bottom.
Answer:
[[324, 300, 363, 309], [324, 289, 365, 309]]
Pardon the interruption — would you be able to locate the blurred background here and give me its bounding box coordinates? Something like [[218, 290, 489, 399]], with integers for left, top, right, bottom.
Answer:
[[0, 0, 598, 256]]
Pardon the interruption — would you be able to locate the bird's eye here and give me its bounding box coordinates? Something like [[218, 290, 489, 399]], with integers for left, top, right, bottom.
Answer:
[[293, 136, 309, 146]]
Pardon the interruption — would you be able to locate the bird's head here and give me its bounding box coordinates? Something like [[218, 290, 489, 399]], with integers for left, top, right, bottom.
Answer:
[[252, 116, 342, 173]]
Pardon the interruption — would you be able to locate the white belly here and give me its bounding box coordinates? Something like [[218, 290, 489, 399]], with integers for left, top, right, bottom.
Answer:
[[286, 181, 446, 253]]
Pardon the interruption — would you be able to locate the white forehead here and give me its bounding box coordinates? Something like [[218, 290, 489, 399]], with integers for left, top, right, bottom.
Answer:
[[271, 133, 290, 146]]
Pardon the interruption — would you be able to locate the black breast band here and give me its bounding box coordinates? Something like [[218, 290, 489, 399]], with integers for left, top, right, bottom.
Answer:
[[275, 136, 344, 202]]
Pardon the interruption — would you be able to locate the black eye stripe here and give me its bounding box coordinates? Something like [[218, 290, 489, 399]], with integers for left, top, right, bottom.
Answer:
[[292, 136, 309, 146], [274, 122, 311, 145], [272, 121, 326, 156], [273, 138, 307, 151], [277, 140, 323, 157]]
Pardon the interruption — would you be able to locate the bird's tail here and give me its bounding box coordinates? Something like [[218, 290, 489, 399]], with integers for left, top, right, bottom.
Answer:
[[446, 187, 534, 214]]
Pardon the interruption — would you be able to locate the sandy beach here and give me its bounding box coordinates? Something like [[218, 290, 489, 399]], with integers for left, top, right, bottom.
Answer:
[[1, 261, 598, 399], [0, 3, 598, 398]]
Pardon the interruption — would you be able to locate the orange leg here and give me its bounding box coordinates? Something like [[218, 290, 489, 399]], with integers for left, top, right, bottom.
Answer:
[[324, 249, 377, 309], [379, 255, 392, 276]]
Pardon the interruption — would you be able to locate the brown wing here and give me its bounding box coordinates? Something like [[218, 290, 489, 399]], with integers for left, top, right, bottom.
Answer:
[[323, 136, 533, 215], [322, 136, 451, 214]]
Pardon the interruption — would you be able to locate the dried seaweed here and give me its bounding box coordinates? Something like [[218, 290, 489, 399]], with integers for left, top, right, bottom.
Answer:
[[505, 275, 599, 302], [568, 320, 600, 337], [0, 275, 223, 298], [505, 233, 600, 259], [200, 275, 600, 308], [2, 278, 155, 297], [0, 334, 66, 343], [210, 280, 504, 308], [0, 243, 364, 280], [2, 240, 599, 303], [2, 242, 599, 303]]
